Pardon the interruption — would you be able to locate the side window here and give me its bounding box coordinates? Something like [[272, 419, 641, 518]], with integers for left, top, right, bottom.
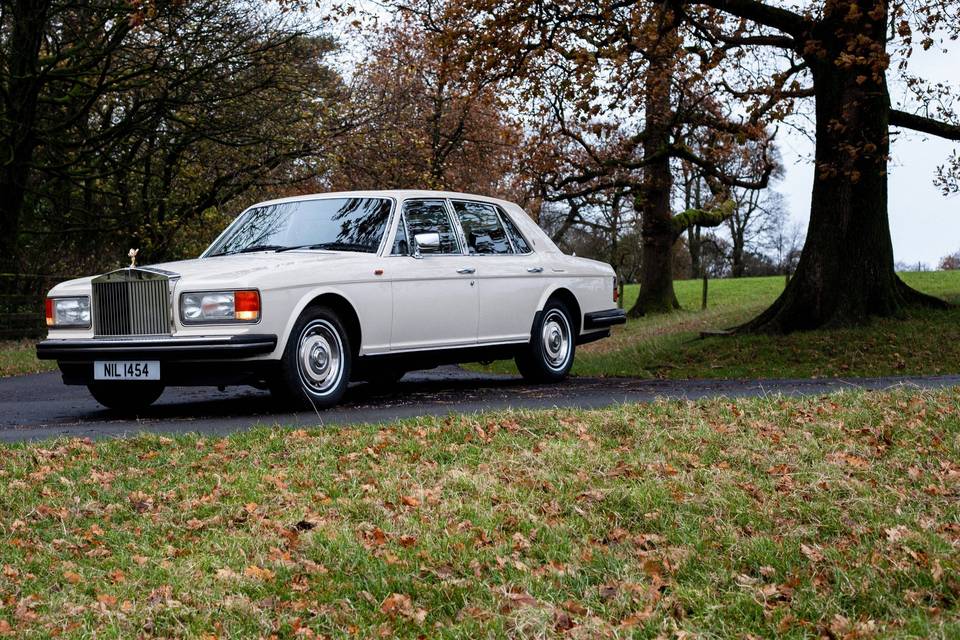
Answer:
[[399, 199, 459, 254], [498, 207, 532, 253], [452, 201, 514, 255]]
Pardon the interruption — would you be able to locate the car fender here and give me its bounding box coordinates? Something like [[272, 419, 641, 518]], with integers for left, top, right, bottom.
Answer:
[[276, 285, 368, 357]]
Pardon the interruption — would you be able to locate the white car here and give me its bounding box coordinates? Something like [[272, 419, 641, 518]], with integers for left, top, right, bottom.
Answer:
[[37, 190, 625, 410]]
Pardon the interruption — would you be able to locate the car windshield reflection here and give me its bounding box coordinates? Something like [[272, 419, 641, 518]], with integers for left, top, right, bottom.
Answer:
[[207, 198, 392, 256]]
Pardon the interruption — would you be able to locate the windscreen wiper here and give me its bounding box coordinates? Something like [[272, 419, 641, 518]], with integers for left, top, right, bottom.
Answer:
[[210, 244, 285, 256], [275, 242, 373, 253]]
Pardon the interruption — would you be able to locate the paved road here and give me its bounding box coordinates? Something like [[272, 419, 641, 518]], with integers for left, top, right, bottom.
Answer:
[[1, 367, 958, 443]]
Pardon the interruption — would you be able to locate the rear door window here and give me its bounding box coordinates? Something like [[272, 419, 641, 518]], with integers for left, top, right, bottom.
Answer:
[[452, 201, 513, 255]]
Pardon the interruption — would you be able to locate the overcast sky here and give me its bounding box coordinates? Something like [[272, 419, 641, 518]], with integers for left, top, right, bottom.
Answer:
[[776, 43, 959, 267]]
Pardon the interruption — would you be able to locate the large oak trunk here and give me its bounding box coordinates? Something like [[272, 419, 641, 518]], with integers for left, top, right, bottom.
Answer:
[[742, 2, 945, 332], [628, 43, 679, 317]]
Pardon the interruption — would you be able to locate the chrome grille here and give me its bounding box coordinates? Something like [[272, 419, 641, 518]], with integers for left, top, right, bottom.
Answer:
[[92, 270, 171, 336]]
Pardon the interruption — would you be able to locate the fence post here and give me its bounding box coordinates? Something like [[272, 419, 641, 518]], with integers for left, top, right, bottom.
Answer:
[[701, 273, 708, 310]]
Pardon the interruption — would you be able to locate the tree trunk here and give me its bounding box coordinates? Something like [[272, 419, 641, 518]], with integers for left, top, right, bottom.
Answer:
[[742, 2, 946, 332], [730, 231, 744, 277], [685, 179, 703, 278], [0, 0, 49, 275], [628, 43, 678, 317]]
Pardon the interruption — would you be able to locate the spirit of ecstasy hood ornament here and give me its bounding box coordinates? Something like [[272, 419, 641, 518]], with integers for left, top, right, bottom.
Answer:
[[128, 248, 139, 268]]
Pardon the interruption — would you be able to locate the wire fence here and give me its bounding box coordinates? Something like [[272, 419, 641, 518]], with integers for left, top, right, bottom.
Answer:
[[0, 273, 80, 339]]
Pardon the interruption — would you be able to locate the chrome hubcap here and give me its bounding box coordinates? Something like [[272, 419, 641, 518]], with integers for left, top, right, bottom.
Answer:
[[297, 319, 343, 396], [541, 309, 571, 371]]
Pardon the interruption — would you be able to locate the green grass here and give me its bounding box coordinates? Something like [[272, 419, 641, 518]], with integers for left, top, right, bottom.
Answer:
[[0, 340, 55, 377], [1, 389, 958, 637], [479, 270, 960, 380]]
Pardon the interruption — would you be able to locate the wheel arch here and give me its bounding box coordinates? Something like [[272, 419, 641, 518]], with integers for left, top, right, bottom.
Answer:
[[281, 289, 362, 357], [537, 286, 582, 337]]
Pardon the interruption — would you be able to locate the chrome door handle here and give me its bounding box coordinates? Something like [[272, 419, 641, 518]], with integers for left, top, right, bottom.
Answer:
[[457, 267, 476, 274], [527, 267, 544, 273]]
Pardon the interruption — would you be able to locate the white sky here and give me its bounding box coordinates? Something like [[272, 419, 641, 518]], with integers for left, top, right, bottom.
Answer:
[[777, 43, 960, 267]]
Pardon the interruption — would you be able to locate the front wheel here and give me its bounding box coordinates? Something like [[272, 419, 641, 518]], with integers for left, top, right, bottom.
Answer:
[[88, 382, 164, 412], [515, 301, 576, 383], [271, 306, 352, 409]]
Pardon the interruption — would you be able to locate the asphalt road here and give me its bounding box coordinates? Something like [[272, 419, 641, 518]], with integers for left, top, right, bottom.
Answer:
[[2, 367, 959, 443]]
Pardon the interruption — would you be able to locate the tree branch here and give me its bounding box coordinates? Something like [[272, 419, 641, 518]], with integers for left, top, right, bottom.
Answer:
[[671, 200, 736, 238], [889, 109, 960, 141], [680, 0, 808, 39]]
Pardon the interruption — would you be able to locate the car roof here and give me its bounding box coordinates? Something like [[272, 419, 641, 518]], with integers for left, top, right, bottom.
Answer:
[[250, 190, 521, 210]]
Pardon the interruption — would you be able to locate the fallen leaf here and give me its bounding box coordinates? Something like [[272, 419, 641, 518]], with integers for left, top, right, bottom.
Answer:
[[243, 565, 275, 582], [801, 543, 824, 563]]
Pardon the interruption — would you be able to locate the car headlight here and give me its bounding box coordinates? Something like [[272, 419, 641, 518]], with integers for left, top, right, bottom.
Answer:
[[180, 290, 260, 324], [45, 296, 91, 328]]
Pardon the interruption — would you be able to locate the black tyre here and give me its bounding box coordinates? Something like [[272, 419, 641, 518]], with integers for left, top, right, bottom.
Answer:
[[515, 300, 576, 383], [88, 382, 164, 412], [271, 306, 351, 409]]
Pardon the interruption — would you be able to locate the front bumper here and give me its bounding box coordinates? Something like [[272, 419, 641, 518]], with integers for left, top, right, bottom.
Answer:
[[36, 334, 278, 361]]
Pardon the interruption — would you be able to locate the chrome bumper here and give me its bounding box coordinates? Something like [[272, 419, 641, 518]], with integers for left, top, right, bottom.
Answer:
[[36, 334, 278, 361]]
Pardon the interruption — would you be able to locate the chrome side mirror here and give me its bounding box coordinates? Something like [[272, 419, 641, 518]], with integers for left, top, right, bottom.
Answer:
[[412, 232, 440, 258]]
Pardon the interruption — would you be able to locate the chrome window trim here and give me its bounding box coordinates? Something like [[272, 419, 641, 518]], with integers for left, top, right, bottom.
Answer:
[[199, 196, 398, 259], [449, 198, 519, 257], [390, 198, 465, 257], [493, 204, 534, 255]]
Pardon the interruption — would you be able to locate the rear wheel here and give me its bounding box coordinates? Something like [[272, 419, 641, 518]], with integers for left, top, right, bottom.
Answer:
[[88, 382, 164, 412], [515, 301, 576, 383], [271, 306, 351, 409]]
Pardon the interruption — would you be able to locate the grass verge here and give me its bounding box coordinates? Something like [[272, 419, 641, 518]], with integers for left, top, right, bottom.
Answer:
[[478, 270, 960, 379], [0, 340, 55, 377], [1, 389, 958, 637]]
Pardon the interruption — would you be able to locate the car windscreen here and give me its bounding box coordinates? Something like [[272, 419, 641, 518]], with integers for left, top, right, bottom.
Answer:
[[206, 198, 393, 256]]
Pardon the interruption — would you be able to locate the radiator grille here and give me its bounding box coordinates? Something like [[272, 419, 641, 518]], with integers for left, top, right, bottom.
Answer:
[[92, 271, 171, 337]]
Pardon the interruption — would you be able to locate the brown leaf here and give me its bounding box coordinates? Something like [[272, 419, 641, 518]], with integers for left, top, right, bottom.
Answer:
[[401, 495, 420, 507], [562, 600, 588, 616], [63, 571, 82, 585], [554, 610, 576, 631], [885, 525, 910, 543], [598, 583, 619, 601], [398, 534, 418, 548], [96, 593, 118, 607], [800, 543, 825, 563], [381, 592, 413, 618], [243, 565, 275, 582]]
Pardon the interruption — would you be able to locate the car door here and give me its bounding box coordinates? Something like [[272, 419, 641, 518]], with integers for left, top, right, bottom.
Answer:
[[387, 198, 479, 351], [450, 200, 544, 344]]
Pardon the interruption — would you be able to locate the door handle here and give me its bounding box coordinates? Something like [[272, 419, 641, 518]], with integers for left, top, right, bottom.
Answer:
[[527, 266, 544, 273], [457, 267, 476, 274]]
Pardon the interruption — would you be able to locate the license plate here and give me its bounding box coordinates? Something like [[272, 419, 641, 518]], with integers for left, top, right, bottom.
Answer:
[[94, 361, 160, 381]]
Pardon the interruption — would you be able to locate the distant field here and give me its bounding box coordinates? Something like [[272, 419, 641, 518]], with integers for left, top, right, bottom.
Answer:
[[478, 270, 960, 380], [1, 389, 957, 637]]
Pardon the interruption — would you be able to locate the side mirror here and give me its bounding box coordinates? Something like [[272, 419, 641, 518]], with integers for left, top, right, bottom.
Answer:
[[412, 232, 440, 258]]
